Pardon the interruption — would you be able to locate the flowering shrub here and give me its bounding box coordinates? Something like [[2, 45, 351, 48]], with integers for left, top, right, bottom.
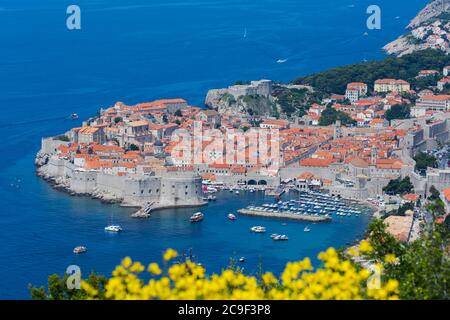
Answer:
[[81, 245, 399, 300]]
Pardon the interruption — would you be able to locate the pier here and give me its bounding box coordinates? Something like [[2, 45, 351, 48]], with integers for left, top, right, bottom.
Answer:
[[237, 208, 332, 222]]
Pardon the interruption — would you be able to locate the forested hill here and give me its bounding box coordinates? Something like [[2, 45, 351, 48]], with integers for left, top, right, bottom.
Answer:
[[293, 49, 450, 94]]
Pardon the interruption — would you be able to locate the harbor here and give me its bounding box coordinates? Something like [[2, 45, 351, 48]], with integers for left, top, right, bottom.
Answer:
[[238, 208, 332, 222]]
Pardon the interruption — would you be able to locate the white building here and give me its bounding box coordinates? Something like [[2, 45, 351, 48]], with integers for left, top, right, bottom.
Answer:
[[345, 82, 368, 102]]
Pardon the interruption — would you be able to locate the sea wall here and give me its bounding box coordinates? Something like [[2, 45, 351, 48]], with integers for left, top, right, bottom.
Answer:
[[37, 152, 206, 208]]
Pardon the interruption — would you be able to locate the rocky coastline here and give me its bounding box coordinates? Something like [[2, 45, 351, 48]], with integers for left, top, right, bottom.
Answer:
[[384, 0, 450, 57]]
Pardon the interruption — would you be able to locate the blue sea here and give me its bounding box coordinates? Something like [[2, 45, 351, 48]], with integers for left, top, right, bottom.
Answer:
[[0, 0, 425, 298]]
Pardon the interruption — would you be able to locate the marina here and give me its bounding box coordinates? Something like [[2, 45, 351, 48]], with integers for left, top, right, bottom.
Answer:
[[236, 190, 369, 222]]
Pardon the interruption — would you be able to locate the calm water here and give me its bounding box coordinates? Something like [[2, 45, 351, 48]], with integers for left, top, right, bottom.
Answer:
[[0, 0, 424, 298]]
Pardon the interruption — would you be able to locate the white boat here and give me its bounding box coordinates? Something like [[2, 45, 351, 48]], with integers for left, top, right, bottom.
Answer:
[[276, 58, 288, 64], [273, 234, 289, 241], [105, 212, 122, 232], [228, 213, 237, 221], [250, 226, 266, 233], [304, 227, 311, 232], [190, 212, 204, 223], [73, 246, 87, 254], [207, 195, 217, 201], [105, 225, 122, 232], [235, 190, 240, 194], [69, 113, 79, 120], [239, 257, 246, 263]]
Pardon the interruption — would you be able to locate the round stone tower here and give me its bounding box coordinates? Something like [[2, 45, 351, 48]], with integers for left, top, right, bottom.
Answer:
[[159, 172, 205, 207]]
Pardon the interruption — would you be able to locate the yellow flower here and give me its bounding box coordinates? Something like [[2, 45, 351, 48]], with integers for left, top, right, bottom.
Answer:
[[83, 247, 401, 301], [163, 248, 178, 261], [148, 263, 162, 275], [121, 256, 132, 268], [130, 262, 145, 273], [384, 254, 398, 264], [262, 272, 277, 286], [347, 247, 360, 257], [359, 240, 373, 253]]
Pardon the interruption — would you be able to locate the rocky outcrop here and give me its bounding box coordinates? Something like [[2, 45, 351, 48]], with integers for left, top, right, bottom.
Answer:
[[205, 89, 278, 116], [383, 36, 419, 57], [407, 0, 450, 29], [384, 0, 450, 57]]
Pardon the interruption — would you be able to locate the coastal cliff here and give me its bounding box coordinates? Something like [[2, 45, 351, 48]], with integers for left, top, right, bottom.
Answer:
[[384, 0, 450, 57], [205, 81, 316, 118], [205, 89, 277, 116]]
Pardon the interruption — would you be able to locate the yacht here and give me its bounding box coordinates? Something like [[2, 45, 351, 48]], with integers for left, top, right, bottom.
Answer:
[[105, 225, 122, 232], [250, 226, 266, 233], [73, 246, 87, 254], [190, 212, 204, 223], [105, 212, 122, 233]]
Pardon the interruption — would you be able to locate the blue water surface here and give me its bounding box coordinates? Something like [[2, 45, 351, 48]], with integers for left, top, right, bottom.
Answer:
[[0, 0, 424, 298]]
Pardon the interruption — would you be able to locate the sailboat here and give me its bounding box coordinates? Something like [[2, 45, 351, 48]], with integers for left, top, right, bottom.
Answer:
[[276, 58, 288, 64], [105, 212, 122, 232]]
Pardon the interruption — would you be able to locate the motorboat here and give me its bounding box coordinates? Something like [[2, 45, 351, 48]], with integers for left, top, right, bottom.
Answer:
[[73, 246, 87, 254], [304, 227, 311, 232], [69, 113, 79, 120], [105, 225, 122, 232], [239, 257, 246, 263], [273, 234, 289, 241], [228, 213, 237, 221], [250, 226, 266, 233], [190, 212, 204, 223]]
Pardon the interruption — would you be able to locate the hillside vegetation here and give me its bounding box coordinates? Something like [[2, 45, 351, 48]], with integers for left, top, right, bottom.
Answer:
[[293, 50, 450, 94]]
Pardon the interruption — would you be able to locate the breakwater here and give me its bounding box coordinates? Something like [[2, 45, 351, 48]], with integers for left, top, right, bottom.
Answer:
[[237, 208, 332, 222]]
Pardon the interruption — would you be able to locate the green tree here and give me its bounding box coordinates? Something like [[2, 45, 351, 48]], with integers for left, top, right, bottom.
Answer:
[[114, 117, 123, 124], [174, 109, 183, 117], [382, 177, 414, 195], [385, 104, 411, 121], [365, 219, 450, 300], [428, 185, 441, 201], [128, 144, 140, 151], [319, 106, 356, 126], [414, 152, 438, 173], [30, 272, 107, 300]]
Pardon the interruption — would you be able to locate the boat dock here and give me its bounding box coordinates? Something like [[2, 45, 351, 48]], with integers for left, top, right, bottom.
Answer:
[[237, 208, 332, 222], [131, 202, 154, 218], [265, 186, 286, 198]]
